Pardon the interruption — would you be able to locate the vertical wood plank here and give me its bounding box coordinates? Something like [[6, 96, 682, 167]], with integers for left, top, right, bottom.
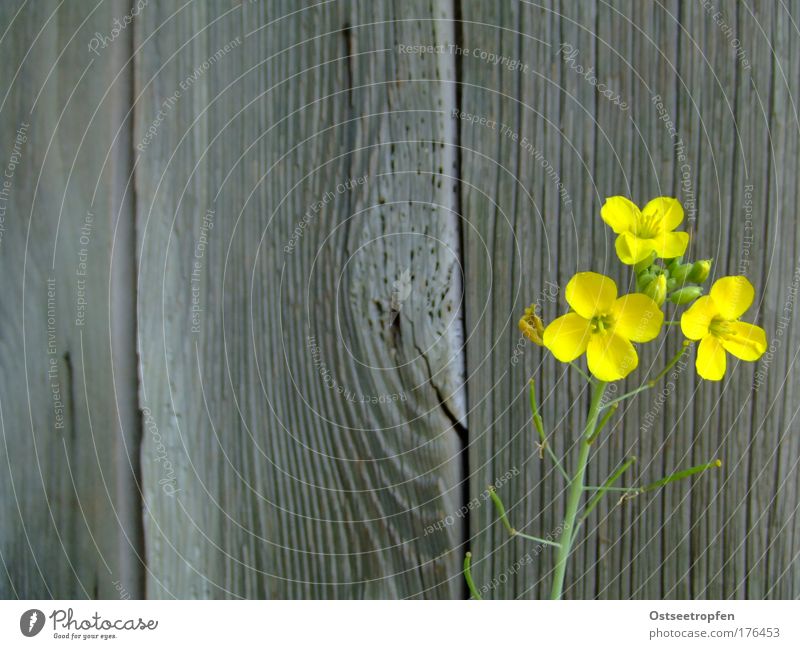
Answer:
[[134, 0, 466, 599], [0, 0, 142, 598]]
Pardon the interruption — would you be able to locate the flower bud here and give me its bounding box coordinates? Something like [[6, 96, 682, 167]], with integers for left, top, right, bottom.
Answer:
[[669, 263, 694, 283], [668, 285, 704, 305], [519, 304, 545, 346], [636, 272, 655, 292], [688, 259, 712, 284], [643, 274, 667, 306], [666, 256, 682, 272], [634, 251, 657, 274]]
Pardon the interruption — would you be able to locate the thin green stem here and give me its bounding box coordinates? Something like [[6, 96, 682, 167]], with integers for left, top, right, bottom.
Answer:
[[530, 379, 569, 480], [542, 446, 569, 481], [641, 459, 722, 492], [645, 340, 692, 387], [602, 384, 651, 408], [513, 531, 561, 547], [583, 485, 640, 493], [600, 342, 692, 410], [488, 486, 515, 536], [587, 402, 618, 444], [579, 456, 638, 526], [569, 362, 592, 382], [529, 379, 545, 441], [549, 381, 607, 600], [463, 552, 482, 600], [489, 486, 561, 548]]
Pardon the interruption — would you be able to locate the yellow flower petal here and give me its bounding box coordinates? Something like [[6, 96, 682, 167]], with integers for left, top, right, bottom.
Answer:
[[652, 230, 689, 258], [587, 332, 638, 381], [696, 335, 726, 381], [642, 197, 684, 231], [543, 312, 592, 362], [615, 231, 656, 265], [680, 296, 719, 340], [611, 293, 664, 342], [565, 272, 617, 319], [710, 276, 755, 320], [601, 196, 639, 234], [720, 321, 767, 361]]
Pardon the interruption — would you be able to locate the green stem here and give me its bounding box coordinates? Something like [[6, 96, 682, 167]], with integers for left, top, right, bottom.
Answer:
[[583, 485, 639, 493], [586, 402, 618, 444], [488, 486, 515, 536], [641, 459, 722, 492], [579, 456, 638, 525], [549, 380, 607, 600], [569, 362, 592, 382], [645, 340, 692, 387], [602, 384, 650, 408], [529, 379, 545, 442], [530, 379, 569, 480], [600, 342, 692, 410], [463, 552, 482, 600], [513, 531, 561, 547], [489, 486, 561, 548]]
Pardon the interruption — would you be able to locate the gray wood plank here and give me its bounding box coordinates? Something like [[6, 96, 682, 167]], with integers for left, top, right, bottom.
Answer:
[[0, 0, 142, 599], [460, 0, 800, 599], [133, 0, 465, 599]]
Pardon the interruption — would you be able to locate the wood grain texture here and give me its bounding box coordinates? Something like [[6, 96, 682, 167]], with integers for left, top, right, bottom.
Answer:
[[0, 0, 142, 599], [461, 0, 800, 599], [1, 0, 798, 600], [133, 0, 465, 599]]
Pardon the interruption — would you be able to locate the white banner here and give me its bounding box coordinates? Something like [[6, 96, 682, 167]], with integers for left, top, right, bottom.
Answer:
[[1, 600, 798, 647]]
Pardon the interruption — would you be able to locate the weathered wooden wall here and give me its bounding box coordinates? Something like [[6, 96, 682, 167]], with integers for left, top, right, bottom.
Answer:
[[1, 0, 798, 599]]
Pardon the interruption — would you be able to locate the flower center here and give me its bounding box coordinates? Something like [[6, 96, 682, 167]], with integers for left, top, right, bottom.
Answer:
[[634, 212, 663, 239], [709, 317, 732, 338], [590, 313, 615, 334]]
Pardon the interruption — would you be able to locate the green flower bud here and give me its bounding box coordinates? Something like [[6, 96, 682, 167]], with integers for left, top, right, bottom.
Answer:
[[688, 259, 712, 284], [670, 263, 694, 283], [669, 285, 704, 305], [636, 272, 656, 292], [667, 277, 677, 291], [643, 274, 667, 306], [634, 251, 657, 274], [666, 256, 682, 271]]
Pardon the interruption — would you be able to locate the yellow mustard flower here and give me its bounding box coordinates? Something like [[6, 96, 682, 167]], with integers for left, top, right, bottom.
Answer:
[[519, 304, 545, 345], [601, 196, 690, 265], [543, 272, 664, 381], [680, 276, 767, 380]]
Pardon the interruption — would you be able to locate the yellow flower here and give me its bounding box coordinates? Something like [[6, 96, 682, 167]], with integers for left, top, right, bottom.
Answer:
[[543, 272, 664, 381], [519, 304, 545, 346], [680, 276, 767, 381], [601, 196, 690, 265]]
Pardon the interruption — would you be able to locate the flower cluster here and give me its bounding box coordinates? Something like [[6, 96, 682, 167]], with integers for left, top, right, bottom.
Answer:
[[468, 195, 768, 603], [521, 196, 767, 381]]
